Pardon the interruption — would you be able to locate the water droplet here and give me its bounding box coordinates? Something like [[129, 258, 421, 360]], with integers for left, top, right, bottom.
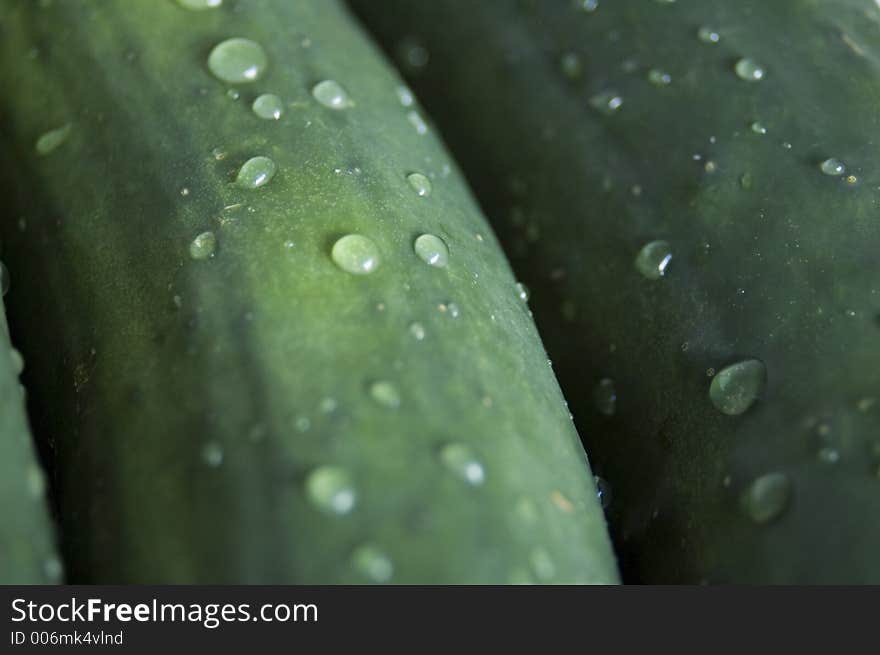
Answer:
[[331, 235, 381, 275], [576, 0, 598, 11], [201, 441, 224, 467], [819, 158, 845, 176], [305, 466, 356, 515], [529, 547, 556, 581], [647, 68, 672, 86], [252, 93, 283, 120], [697, 26, 720, 43], [319, 397, 337, 414], [709, 359, 767, 415], [235, 155, 276, 189], [750, 121, 767, 135], [207, 38, 268, 84], [0, 261, 9, 296], [368, 380, 401, 409], [396, 86, 414, 107], [43, 556, 63, 583], [516, 282, 530, 302], [407, 110, 429, 134], [351, 544, 394, 582], [406, 172, 432, 197], [817, 447, 840, 464], [594, 475, 612, 508], [35, 124, 71, 155], [440, 443, 485, 486], [740, 472, 792, 524], [593, 378, 617, 416], [734, 58, 765, 82], [176, 0, 221, 8], [408, 322, 426, 341], [189, 231, 216, 260], [398, 37, 429, 72], [560, 52, 583, 78], [590, 90, 623, 115], [413, 234, 449, 268], [295, 416, 311, 432], [634, 240, 672, 279], [311, 80, 352, 109]]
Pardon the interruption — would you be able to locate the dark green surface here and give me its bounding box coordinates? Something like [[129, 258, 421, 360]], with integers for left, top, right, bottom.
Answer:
[[0, 0, 618, 583], [0, 290, 59, 583], [349, 0, 880, 582]]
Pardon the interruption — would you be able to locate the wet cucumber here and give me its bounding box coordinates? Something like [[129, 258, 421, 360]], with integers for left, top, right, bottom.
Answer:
[[0, 267, 59, 584], [0, 0, 617, 583], [349, 0, 880, 582]]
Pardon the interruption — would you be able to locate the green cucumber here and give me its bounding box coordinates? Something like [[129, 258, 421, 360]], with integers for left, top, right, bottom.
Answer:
[[349, 0, 880, 582], [0, 0, 618, 583], [0, 265, 60, 584]]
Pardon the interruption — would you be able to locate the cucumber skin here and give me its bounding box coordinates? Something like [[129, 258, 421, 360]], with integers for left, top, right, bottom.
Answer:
[[0, 298, 59, 584], [0, 0, 618, 583], [349, 0, 880, 582]]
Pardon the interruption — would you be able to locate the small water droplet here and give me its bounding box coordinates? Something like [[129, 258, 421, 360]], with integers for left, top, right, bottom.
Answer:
[[351, 544, 394, 582], [817, 447, 840, 464], [406, 172, 432, 197], [35, 124, 71, 155], [750, 121, 767, 135], [407, 110, 429, 134], [201, 441, 224, 467], [594, 475, 612, 508], [697, 26, 720, 43], [575, 0, 598, 11], [207, 37, 268, 83], [635, 240, 672, 279], [647, 68, 672, 86], [331, 234, 381, 275], [740, 472, 792, 524], [709, 359, 767, 415], [819, 158, 845, 176], [189, 231, 216, 260], [734, 58, 765, 82], [176, 0, 221, 8], [0, 261, 9, 296], [305, 466, 356, 515], [590, 90, 623, 115], [252, 93, 283, 120], [408, 322, 426, 341], [413, 234, 449, 268], [560, 52, 583, 78], [396, 85, 414, 107], [235, 155, 276, 189], [369, 380, 401, 409], [311, 80, 352, 109], [319, 397, 337, 414], [515, 282, 530, 302], [440, 443, 485, 486], [593, 378, 617, 416]]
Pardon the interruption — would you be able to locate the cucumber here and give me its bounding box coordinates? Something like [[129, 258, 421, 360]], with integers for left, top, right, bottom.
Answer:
[[0, 264, 60, 584], [349, 0, 880, 582], [0, 0, 617, 583]]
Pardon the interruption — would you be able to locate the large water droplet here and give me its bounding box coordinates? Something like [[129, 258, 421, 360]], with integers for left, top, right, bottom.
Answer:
[[590, 90, 623, 115], [176, 0, 221, 9], [440, 443, 485, 486], [35, 124, 71, 155], [697, 26, 720, 43], [740, 473, 792, 524], [252, 93, 283, 120], [369, 380, 401, 409], [351, 544, 394, 582], [305, 466, 356, 515], [593, 378, 617, 416], [0, 261, 9, 296], [235, 155, 276, 189], [189, 231, 216, 260], [311, 80, 352, 109], [634, 240, 672, 279], [819, 158, 845, 176], [331, 235, 381, 275], [201, 441, 224, 467], [406, 172, 432, 197], [413, 234, 449, 268], [207, 38, 268, 83], [709, 359, 767, 415], [734, 58, 765, 82]]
